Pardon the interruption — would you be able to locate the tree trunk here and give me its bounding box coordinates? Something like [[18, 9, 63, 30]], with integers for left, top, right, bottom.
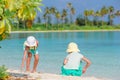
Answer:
[[26, 20, 33, 28]]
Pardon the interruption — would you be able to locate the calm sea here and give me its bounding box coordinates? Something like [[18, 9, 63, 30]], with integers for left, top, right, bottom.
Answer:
[[0, 31, 120, 80]]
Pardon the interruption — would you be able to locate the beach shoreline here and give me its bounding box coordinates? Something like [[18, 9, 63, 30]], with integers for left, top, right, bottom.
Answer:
[[11, 29, 120, 33], [7, 69, 109, 80]]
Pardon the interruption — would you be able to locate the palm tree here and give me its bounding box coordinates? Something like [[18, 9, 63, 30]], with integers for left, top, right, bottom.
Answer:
[[17, 0, 43, 28], [50, 7, 56, 14], [37, 17, 41, 23], [89, 10, 94, 26], [100, 6, 108, 26], [44, 7, 50, 28], [67, 3, 72, 8], [115, 10, 120, 24], [108, 6, 114, 25], [61, 9, 67, 26], [0, 0, 42, 41], [55, 11, 61, 29], [67, 2, 76, 24], [0, 21, 5, 36], [84, 10, 89, 26], [43, 13, 47, 28], [45, 7, 50, 14], [115, 10, 120, 16], [50, 7, 56, 27], [70, 7, 76, 23], [94, 10, 101, 27], [0, 7, 5, 37], [67, 2, 73, 24]]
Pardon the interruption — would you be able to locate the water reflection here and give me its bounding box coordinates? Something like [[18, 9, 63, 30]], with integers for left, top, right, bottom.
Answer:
[[8, 31, 117, 41]]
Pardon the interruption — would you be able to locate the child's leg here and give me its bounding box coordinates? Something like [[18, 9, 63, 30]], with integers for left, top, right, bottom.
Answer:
[[31, 54, 39, 73], [26, 52, 32, 72]]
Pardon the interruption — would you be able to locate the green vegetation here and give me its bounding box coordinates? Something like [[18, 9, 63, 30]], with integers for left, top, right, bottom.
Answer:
[[12, 23, 120, 31], [0, 65, 9, 80], [12, 2, 120, 31], [0, 0, 42, 41]]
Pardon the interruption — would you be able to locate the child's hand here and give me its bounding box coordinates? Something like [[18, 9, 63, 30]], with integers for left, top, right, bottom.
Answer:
[[21, 63, 24, 71], [82, 68, 87, 73]]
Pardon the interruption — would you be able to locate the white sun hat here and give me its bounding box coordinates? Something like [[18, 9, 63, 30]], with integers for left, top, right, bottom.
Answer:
[[66, 42, 80, 53], [25, 36, 36, 47]]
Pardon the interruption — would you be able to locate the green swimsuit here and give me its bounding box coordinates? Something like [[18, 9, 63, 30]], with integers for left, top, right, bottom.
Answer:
[[23, 45, 38, 55]]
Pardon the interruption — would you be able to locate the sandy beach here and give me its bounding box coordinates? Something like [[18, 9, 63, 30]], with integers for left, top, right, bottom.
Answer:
[[11, 30, 120, 33], [7, 69, 107, 80]]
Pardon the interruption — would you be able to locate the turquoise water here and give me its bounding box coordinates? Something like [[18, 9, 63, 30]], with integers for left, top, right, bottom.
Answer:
[[0, 31, 120, 80]]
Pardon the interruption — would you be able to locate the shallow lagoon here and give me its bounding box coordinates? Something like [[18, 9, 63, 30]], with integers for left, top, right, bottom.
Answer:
[[0, 31, 120, 80]]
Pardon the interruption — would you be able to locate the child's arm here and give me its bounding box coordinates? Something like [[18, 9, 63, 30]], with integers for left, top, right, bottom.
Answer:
[[63, 58, 68, 65], [36, 40, 39, 47], [82, 57, 91, 73], [21, 46, 28, 70]]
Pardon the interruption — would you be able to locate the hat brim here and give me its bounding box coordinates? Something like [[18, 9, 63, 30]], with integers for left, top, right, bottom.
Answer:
[[24, 41, 37, 47], [66, 48, 80, 53]]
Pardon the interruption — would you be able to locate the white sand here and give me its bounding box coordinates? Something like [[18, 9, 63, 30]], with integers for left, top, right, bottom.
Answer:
[[11, 30, 120, 33], [7, 69, 108, 80]]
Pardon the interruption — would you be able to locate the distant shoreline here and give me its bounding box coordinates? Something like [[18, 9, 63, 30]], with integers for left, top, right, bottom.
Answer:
[[11, 29, 120, 33]]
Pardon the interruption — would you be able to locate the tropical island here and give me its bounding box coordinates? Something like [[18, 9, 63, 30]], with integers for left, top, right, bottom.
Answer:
[[12, 3, 120, 31], [1, 1, 120, 41]]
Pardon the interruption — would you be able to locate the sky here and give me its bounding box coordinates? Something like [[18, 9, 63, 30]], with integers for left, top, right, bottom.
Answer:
[[37, 0, 120, 24]]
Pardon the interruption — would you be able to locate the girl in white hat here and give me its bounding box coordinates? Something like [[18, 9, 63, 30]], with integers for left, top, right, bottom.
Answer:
[[21, 36, 39, 73], [61, 42, 91, 76]]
